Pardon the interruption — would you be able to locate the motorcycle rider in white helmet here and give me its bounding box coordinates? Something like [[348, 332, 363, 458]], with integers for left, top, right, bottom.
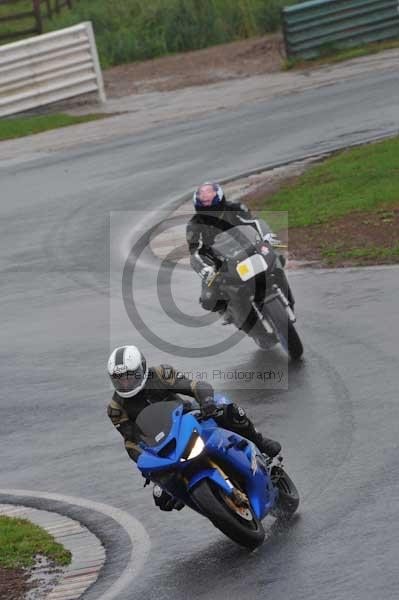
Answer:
[[107, 345, 281, 511]]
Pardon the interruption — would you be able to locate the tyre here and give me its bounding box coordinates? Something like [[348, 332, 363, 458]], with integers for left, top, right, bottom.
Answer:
[[251, 333, 274, 351], [191, 479, 265, 550], [264, 298, 303, 360], [270, 467, 300, 519]]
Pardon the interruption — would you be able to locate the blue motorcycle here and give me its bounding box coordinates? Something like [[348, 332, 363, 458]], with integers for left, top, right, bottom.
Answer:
[[137, 395, 299, 549]]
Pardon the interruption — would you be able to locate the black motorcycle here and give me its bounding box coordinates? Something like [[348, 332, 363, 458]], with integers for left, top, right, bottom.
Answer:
[[208, 220, 303, 360]]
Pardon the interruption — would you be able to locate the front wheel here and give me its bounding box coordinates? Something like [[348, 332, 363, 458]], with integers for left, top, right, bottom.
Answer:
[[191, 480, 265, 550], [264, 298, 303, 360], [270, 467, 300, 519]]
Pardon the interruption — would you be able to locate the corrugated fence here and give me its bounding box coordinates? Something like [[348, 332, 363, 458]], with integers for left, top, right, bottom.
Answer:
[[282, 0, 399, 60], [0, 22, 106, 118]]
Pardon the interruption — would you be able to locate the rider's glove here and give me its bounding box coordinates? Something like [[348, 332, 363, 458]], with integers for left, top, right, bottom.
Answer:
[[200, 397, 218, 418], [200, 265, 215, 283], [263, 232, 283, 247]]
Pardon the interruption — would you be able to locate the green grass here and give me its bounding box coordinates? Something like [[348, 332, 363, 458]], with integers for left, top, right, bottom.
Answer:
[[0, 0, 38, 42], [0, 113, 105, 141], [261, 136, 399, 228], [0, 516, 71, 569], [285, 38, 399, 70], [321, 243, 399, 266], [261, 211, 288, 234], [2, 1, 398, 72], [43, 0, 297, 68]]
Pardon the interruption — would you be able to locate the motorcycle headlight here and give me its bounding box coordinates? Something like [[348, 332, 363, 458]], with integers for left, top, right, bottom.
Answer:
[[181, 432, 205, 461]]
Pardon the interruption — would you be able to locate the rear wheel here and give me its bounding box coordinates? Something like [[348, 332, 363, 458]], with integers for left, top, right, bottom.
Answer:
[[270, 467, 300, 519], [265, 298, 303, 360], [191, 479, 265, 550]]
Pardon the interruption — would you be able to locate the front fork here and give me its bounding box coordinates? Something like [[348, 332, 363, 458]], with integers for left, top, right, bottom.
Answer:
[[271, 284, 296, 323], [253, 282, 296, 337], [274, 266, 295, 310]]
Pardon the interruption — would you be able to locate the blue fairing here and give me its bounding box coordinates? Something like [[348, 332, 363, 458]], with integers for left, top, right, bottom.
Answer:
[[201, 425, 276, 519], [137, 404, 201, 472], [137, 399, 277, 521], [188, 468, 234, 496]]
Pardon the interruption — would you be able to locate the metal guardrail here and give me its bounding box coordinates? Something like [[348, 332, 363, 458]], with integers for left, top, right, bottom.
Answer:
[[0, 22, 106, 117], [282, 0, 399, 60]]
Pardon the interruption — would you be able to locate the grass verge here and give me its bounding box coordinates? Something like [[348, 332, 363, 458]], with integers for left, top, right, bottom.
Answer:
[[262, 137, 399, 227], [0, 113, 106, 141], [256, 136, 399, 267], [285, 38, 399, 70], [0, 516, 71, 569]]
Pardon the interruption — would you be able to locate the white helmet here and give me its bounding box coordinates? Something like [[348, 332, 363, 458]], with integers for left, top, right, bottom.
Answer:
[[107, 345, 148, 398]]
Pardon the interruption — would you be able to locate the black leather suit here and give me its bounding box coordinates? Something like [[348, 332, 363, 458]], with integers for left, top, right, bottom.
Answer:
[[186, 200, 261, 312]]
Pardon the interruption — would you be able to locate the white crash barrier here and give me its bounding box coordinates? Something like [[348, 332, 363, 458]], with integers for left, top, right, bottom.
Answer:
[[0, 22, 106, 117]]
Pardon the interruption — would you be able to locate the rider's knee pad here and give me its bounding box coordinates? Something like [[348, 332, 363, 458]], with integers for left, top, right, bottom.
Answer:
[[231, 404, 248, 425], [222, 403, 248, 429]]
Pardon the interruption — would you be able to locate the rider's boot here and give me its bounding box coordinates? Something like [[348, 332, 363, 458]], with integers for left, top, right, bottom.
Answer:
[[253, 432, 282, 458], [220, 310, 233, 325], [215, 300, 232, 325]]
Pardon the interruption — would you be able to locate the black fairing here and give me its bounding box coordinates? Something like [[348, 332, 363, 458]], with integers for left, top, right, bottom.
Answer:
[[212, 225, 278, 287], [212, 225, 261, 261], [209, 224, 284, 334]]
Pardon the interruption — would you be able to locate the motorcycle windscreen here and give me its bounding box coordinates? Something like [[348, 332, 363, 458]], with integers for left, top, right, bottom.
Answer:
[[135, 401, 181, 447], [256, 219, 272, 237], [212, 225, 261, 259]]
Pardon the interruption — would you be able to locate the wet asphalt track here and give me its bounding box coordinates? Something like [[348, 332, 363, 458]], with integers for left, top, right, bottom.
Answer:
[[1, 69, 399, 600]]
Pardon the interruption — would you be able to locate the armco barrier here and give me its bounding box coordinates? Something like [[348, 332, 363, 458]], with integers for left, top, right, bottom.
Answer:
[[282, 0, 399, 60], [0, 22, 106, 117]]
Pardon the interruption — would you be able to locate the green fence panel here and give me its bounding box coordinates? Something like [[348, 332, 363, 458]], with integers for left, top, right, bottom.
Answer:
[[284, 0, 389, 23], [282, 0, 399, 59], [286, 1, 396, 32], [288, 9, 399, 44]]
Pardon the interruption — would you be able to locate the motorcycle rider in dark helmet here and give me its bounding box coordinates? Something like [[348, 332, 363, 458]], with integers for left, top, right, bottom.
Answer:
[[107, 345, 282, 511], [186, 182, 294, 327]]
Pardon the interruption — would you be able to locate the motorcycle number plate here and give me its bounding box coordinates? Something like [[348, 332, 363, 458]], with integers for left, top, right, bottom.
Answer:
[[236, 255, 268, 281]]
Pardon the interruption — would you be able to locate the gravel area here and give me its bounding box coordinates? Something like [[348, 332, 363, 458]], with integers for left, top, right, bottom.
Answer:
[[0, 566, 29, 600], [103, 34, 285, 97]]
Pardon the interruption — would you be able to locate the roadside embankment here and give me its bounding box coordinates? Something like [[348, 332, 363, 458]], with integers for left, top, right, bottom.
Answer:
[[151, 136, 399, 270], [43, 0, 292, 68], [149, 157, 319, 269], [253, 136, 399, 267]]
